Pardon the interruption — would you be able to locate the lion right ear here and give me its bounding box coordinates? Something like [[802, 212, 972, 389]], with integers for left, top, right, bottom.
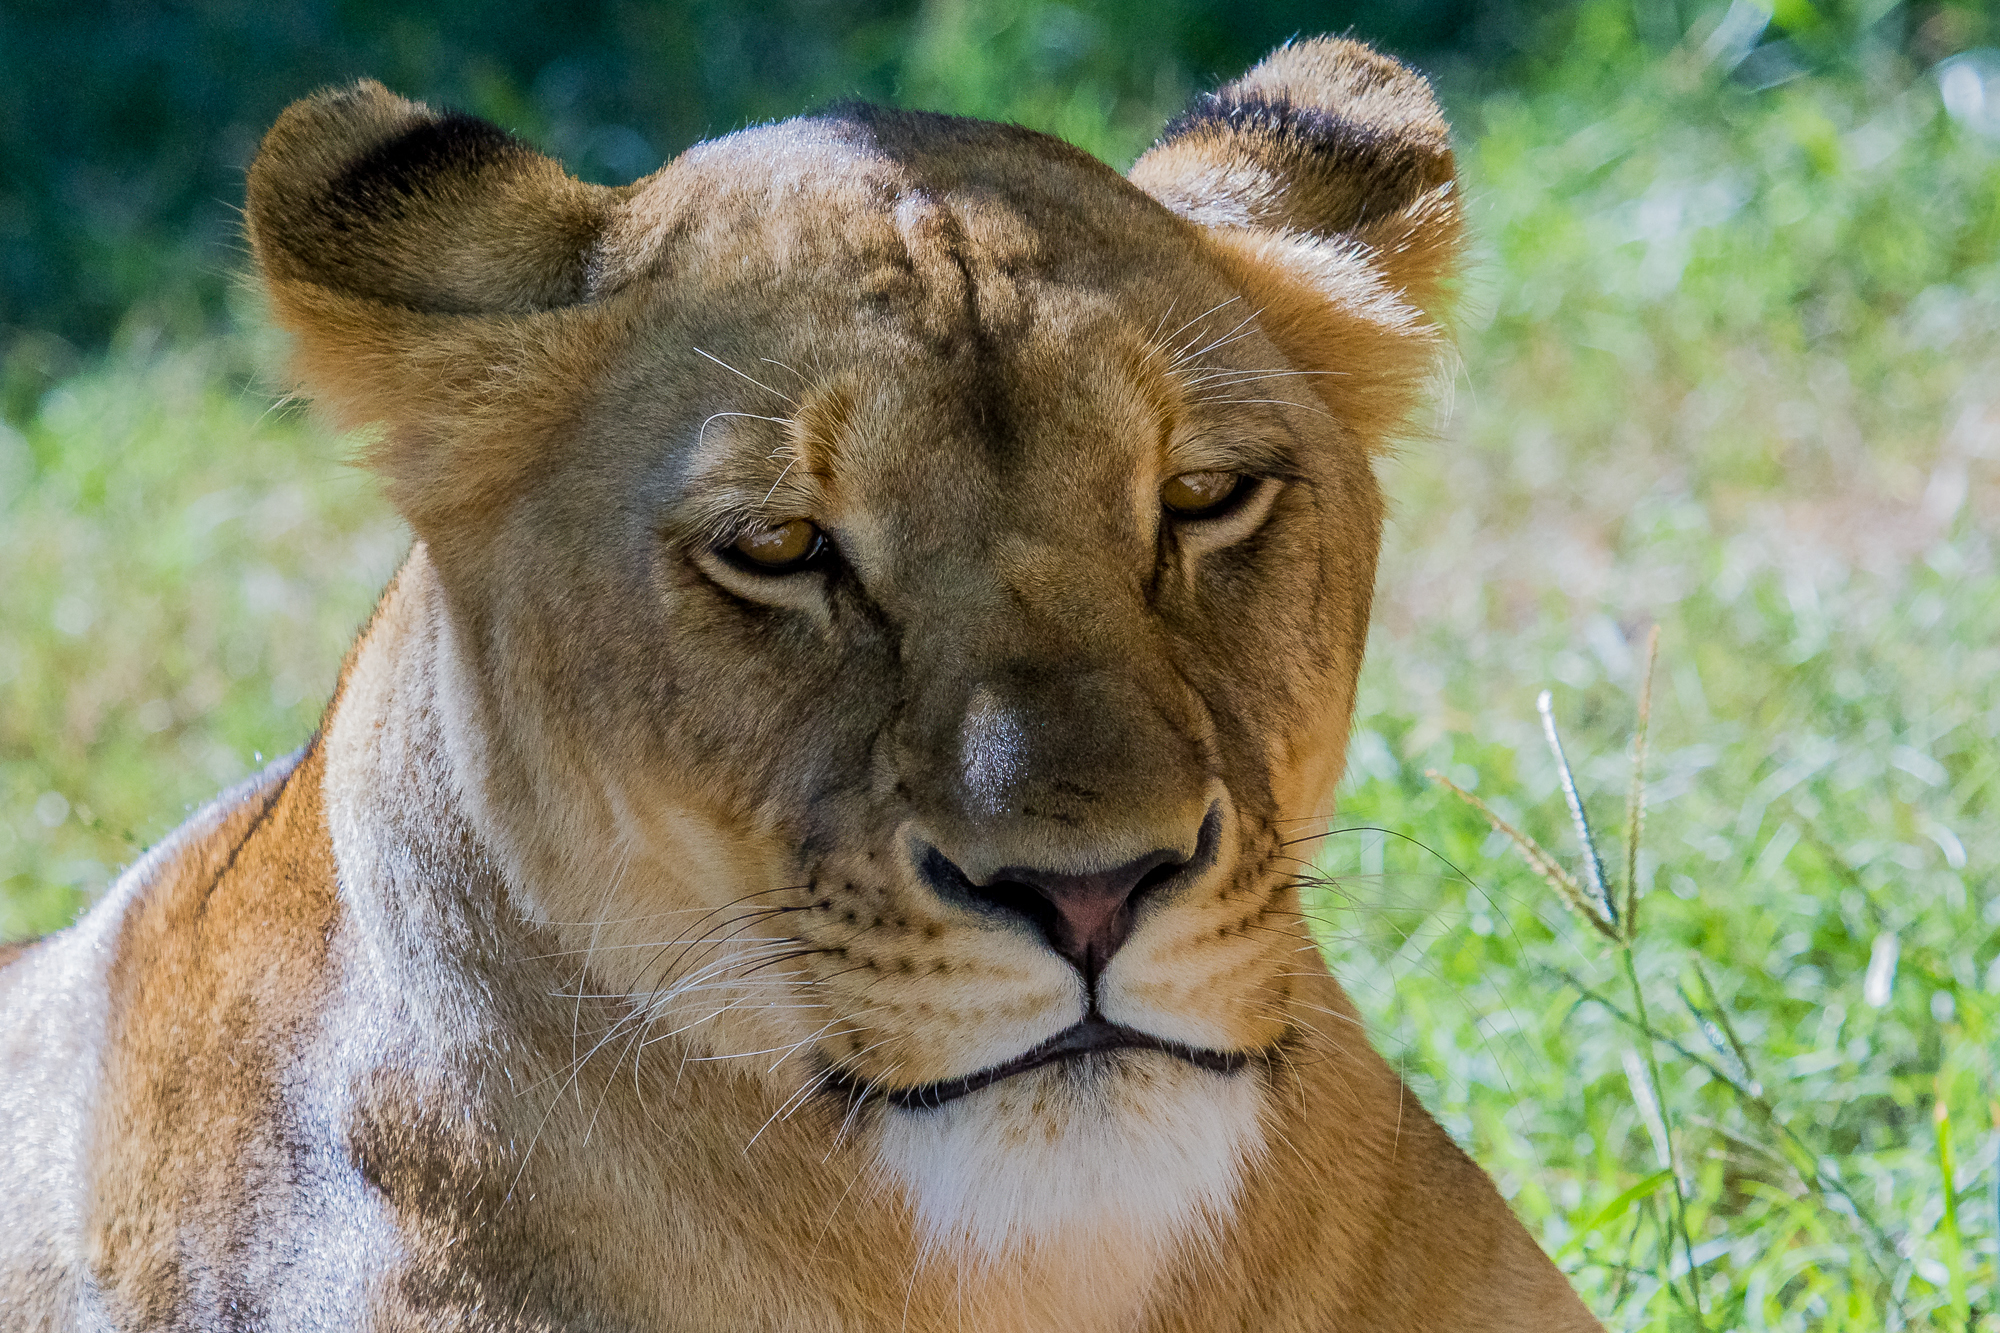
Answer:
[[1127, 40, 1462, 444], [247, 80, 618, 318], [1128, 39, 1460, 318]]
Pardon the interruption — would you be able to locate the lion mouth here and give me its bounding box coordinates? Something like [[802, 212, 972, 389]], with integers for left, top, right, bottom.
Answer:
[[855, 1017, 1249, 1113]]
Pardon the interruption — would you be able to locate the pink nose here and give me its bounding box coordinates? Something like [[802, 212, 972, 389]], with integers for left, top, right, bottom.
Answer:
[[917, 844, 1193, 979], [994, 857, 1182, 975]]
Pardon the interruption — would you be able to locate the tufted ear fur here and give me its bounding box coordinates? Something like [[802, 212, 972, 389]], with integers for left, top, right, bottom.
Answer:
[[1129, 39, 1462, 439], [246, 82, 628, 536], [1130, 38, 1460, 315], [247, 79, 620, 316]]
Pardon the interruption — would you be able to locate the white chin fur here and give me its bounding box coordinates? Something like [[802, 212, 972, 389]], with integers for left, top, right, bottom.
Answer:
[[873, 1051, 1264, 1268]]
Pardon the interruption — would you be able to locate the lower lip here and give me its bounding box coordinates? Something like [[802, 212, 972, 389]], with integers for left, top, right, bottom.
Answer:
[[883, 1020, 1248, 1112]]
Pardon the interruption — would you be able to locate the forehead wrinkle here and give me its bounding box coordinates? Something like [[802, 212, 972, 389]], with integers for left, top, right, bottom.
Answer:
[[962, 317, 1173, 551], [787, 377, 859, 491], [1028, 282, 1306, 489], [1094, 329, 1190, 494], [1007, 316, 1302, 508]]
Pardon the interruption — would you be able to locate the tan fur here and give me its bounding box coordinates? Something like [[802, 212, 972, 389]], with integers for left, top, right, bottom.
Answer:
[[1, 38, 1600, 1331]]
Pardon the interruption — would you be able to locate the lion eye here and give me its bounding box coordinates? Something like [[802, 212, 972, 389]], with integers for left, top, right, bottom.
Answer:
[[728, 518, 825, 572], [1161, 470, 1246, 518]]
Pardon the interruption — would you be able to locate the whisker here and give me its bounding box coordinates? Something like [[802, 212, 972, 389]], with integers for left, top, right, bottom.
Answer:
[[761, 456, 802, 508], [740, 1022, 897, 1155], [759, 356, 812, 386], [745, 1066, 839, 1152], [697, 410, 792, 451], [1168, 304, 1248, 360], [694, 346, 796, 404], [628, 886, 815, 996], [1177, 367, 1338, 389], [574, 836, 636, 1110], [1160, 295, 1241, 359], [1193, 395, 1334, 420]]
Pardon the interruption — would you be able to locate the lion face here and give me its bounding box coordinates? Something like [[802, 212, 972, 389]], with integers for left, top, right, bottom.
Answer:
[[248, 46, 1458, 1268]]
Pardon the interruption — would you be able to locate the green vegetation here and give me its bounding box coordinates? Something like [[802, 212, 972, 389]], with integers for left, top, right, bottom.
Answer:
[[3, 0, 1996, 1327], [1311, 9, 2000, 1325]]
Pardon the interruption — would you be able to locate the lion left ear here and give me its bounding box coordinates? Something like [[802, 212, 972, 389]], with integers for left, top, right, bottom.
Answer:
[[246, 81, 634, 537], [248, 79, 620, 317], [1128, 38, 1461, 319]]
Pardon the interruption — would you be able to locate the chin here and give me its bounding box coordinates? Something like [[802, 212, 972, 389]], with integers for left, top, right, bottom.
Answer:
[[870, 1049, 1267, 1269]]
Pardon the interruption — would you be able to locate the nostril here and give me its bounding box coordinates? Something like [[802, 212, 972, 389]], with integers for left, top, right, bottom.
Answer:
[[917, 845, 1066, 942], [1129, 856, 1184, 902], [914, 840, 1194, 979]]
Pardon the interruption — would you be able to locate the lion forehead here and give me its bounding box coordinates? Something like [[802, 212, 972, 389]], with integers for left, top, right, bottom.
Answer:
[[593, 106, 1195, 305]]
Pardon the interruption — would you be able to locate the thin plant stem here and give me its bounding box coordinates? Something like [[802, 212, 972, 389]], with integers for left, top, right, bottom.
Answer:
[[1426, 770, 1620, 943], [1536, 682, 1699, 1318], [1623, 626, 1660, 938], [1432, 641, 1908, 1315], [1546, 964, 1897, 1280], [1649, 1196, 1677, 1315], [1619, 944, 1704, 1320], [1934, 1084, 1969, 1328], [1685, 956, 1757, 1092], [1609, 1205, 1646, 1308]]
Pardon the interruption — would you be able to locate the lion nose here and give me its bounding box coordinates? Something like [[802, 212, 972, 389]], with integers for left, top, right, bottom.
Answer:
[[916, 816, 1216, 979]]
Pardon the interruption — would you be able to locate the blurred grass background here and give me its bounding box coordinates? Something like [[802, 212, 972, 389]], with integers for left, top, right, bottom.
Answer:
[[3, 0, 1997, 1327]]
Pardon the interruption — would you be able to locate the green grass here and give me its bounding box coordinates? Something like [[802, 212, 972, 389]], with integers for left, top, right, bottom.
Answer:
[[0, 320, 405, 938], [1310, 18, 2000, 1329], [3, 7, 1997, 1329]]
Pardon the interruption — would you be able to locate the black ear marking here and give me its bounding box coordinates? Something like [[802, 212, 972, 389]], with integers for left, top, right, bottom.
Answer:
[[1154, 91, 1440, 235], [1128, 37, 1460, 312], [248, 80, 619, 316], [325, 111, 530, 221]]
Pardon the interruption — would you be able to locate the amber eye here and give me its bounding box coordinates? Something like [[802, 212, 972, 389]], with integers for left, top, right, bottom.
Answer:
[[1161, 470, 1246, 518], [727, 518, 825, 572]]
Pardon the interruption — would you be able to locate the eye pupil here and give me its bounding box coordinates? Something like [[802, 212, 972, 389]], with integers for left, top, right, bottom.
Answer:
[[1161, 470, 1242, 517], [731, 518, 823, 570]]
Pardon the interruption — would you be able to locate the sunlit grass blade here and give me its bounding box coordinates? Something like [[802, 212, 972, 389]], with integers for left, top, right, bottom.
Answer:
[[1538, 690, 1618, 929], [1684, 956, 1757, 1095], [1933, 1087, 1969, 1326], [1444, 666, 1709, 1324], [1676, 979, 1757, 1096], [1622, 1049, 1673, 1174], [1425, 769, 1619, 942], [1563, 1167, 1674, 1256], [1547, 963, 1897, 1280]]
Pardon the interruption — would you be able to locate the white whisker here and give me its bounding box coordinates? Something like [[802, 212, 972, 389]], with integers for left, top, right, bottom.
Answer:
[[1178, 310, 1261, 364], [761, 456, 801, 508], [696, 410, 792, 451], [759, 356, 812, 386], [1161, 295, 1242, 362], [1193, 395, 1335, 420], [694, 345, 796, 404]]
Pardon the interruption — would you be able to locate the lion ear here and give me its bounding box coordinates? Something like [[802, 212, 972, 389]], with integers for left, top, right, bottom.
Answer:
[[1128, 39, 1460, 317], [1128, 40, 1461, 444], [246, 82, 633, 533], [247, 80, 618, 317]]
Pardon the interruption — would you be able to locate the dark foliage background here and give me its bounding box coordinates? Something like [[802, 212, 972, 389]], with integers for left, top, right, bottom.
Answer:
[[6, 0, 1974, 362], [0, 0, 1523, 351]]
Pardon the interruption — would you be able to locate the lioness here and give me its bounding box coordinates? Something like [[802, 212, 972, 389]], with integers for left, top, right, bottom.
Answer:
[[0, 37, 1600, 1332]]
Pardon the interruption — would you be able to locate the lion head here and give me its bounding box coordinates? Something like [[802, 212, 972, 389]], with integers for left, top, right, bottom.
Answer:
[[247, 37, 1460, 1286]]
